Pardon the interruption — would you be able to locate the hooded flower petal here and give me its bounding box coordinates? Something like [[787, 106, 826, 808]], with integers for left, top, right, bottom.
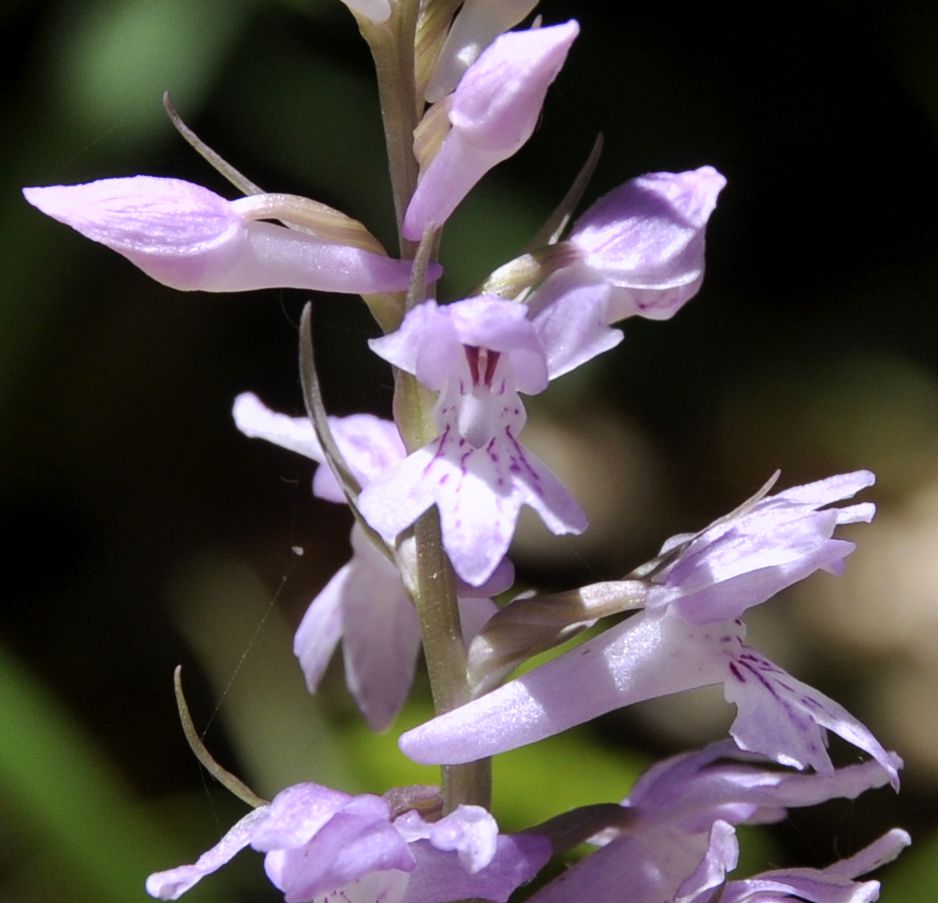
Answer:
[[360, 297, 586, 585], [526, 166, 725, 344], [24, 177, 423, 294], [650, 470, 876, 623], [404, 21, 578, 240]]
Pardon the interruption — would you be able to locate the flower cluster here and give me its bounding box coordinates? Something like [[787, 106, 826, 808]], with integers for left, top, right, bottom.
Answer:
[[24, 1, 908, 901]]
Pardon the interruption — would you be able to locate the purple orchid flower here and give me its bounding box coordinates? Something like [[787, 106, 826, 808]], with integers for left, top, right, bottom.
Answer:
[[404, 20, 578, 240], [528, 740, 904, 903], [356, 296, 590, 586], [399, 471, 898, 787], [233, 393, 503, 730], [527, 166, 726, 377], [146, 782, 551, 902], [23, 176, 428, 295]]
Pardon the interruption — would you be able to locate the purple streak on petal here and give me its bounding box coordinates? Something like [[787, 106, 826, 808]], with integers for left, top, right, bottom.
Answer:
[[725, 649, 900, 789], [449, 296, 548, 394]]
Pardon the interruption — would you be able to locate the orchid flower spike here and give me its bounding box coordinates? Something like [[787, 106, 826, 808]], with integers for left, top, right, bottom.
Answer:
[[23, 176, 432, 295], [146, 781, 550, 902], [400, 471, 898, 788], [404, 20, 579, 240]]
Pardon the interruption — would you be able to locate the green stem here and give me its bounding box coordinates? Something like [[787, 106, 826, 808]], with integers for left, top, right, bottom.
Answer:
[[361, 0, 492, 813], [413, 508, 492, 811], [359, 2, 421, 256]]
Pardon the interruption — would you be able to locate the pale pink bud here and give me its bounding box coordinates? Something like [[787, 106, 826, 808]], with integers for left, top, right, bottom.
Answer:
[[404, 21, 578, 240]]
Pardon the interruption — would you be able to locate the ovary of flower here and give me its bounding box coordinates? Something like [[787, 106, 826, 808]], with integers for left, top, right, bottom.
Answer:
[[23, 176, 425, 295], [403, 20, 579, 240], [399, 471, 899, 788], [357, 297, 588, 587], [145, 782, 550, 902]]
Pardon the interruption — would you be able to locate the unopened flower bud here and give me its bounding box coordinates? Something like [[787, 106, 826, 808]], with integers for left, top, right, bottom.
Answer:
[[404, 21, 578, 240]]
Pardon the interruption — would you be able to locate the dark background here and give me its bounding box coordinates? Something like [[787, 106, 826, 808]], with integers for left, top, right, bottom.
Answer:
[[2, 0, 938, 899]]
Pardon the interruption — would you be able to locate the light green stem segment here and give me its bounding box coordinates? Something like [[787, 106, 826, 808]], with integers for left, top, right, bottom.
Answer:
[[359, 0, 493, 813], [413, 508, 492, 810], [357, 1, 422, 257]]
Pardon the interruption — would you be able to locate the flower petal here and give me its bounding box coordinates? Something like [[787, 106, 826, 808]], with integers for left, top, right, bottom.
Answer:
[[146, 806, 270, 899], [293, 564, 348, 694], [566, 166, 726, 323], [527, 273, 623, 379], [724, 648, 899, 789], [342, 526, 421, 731]]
